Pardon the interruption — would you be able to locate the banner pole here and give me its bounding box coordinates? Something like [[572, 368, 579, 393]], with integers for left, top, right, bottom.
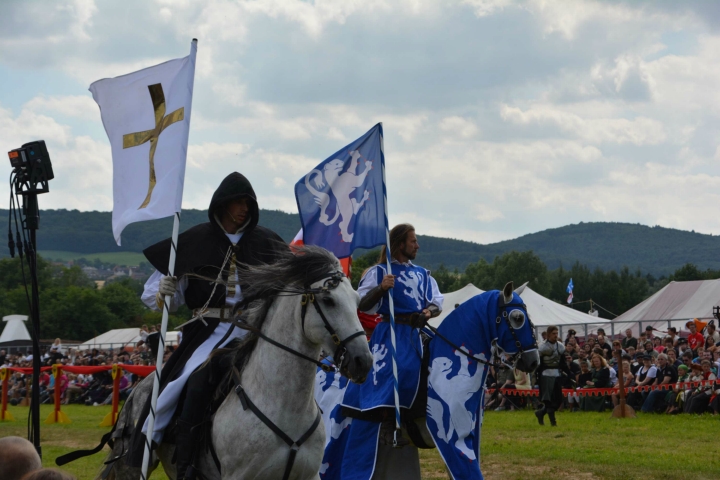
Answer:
[[379, 124, 402, 446], [141, 212, 181, 480]]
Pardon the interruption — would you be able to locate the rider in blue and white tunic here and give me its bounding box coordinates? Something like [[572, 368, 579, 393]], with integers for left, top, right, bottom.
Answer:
[[341, 224, 443, 444]]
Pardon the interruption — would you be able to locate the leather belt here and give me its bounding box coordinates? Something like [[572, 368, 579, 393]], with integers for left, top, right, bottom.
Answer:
[[192, 307, 233, 320], [381, 314, 418, 326]]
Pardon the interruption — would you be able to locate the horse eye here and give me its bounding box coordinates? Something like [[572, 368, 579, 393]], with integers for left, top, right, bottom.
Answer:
[[509, 310, 525, 328], [322, 296, 336, 307]]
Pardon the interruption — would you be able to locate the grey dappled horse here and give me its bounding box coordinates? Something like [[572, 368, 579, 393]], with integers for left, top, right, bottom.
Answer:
[[98, 246, 372, 480]]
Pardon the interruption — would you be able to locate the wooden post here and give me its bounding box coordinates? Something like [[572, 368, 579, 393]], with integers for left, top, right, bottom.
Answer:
[[100, 364, 121, 427], [611, 350, 636, 418], [44, 364, 71, 424], [1, 368, 16, 421]]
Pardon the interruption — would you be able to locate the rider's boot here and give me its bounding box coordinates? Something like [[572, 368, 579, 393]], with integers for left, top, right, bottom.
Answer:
[[547, 409, 557, 427], [175, 419, 200, 480], [534, 404, 546, 425]]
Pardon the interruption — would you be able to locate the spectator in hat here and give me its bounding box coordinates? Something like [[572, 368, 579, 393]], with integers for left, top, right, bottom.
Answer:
[[0, 436, 42, 480], [686, 320, 705, 353], [621, 328, 637, 350]]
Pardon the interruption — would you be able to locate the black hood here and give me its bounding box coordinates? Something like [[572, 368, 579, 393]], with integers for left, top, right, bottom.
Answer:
[[208, 172, 259, 232]]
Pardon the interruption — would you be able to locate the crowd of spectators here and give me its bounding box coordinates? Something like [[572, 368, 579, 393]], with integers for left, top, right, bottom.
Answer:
[[0, 328, 177, 408], [486, 320, 720, 415]]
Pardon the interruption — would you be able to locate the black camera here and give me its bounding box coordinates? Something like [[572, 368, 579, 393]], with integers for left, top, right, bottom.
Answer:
[[8, 140, 54, 194]]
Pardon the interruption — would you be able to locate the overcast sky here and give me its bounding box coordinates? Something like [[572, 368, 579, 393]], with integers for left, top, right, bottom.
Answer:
[[2, 0, 720, 245]]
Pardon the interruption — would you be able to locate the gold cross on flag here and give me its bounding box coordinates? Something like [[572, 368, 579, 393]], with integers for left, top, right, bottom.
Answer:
[[123, 83, 184, 209]]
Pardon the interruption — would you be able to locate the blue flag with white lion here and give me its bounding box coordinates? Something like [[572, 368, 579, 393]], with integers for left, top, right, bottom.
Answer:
[[295, 123, 386, 259]]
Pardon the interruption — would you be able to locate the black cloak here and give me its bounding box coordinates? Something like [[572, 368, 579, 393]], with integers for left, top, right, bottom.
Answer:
[[128, 172, 285, 466]]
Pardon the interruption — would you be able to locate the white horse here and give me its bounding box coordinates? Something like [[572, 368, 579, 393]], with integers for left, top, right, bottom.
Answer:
[[96, 246, 373, 480]]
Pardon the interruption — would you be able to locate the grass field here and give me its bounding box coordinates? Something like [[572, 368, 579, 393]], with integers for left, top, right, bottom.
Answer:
[[39, 250, 147, 266], [1, 405, 719, 479]]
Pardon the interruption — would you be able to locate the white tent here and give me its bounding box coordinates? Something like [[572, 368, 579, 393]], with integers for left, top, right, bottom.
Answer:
[[515, 285, 603, 327], [0, 315, 32, 347], [429, 283, 602, 329], [595, 279, 720, 335], [429, 284, 484, 327], [78, 328, 179, 350]]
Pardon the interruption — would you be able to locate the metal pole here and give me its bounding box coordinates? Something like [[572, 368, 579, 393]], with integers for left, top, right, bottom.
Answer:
[[140, 212, 180, 479]]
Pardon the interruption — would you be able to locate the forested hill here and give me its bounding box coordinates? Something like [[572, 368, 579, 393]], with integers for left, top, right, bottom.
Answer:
[[1, 208, 719, 276]]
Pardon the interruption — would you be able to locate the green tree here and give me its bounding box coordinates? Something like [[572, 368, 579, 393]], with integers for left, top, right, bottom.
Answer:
[[99, 281, 147, 325], [40, 286, 118, 340], [670, 263, 704, 282], [350, 249, 381, 289]]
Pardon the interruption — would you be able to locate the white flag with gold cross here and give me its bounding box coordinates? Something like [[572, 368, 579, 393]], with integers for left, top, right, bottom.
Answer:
[[89, 40, 197, 245]]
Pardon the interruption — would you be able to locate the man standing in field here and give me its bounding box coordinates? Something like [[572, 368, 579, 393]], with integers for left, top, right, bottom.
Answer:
[[536, 325, 569, 426]]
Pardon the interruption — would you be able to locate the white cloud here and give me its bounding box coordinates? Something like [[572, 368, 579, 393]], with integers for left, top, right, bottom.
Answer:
[[24, 95, 98, 121], [3, 0, 720, 249], [439, 116, 478, 139]]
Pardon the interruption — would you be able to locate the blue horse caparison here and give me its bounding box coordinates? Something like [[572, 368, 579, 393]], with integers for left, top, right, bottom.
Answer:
[[315, 284, 539, 480]]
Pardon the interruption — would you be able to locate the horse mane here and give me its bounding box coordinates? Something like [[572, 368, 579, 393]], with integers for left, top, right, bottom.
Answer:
[[210, 244, 341, 401]]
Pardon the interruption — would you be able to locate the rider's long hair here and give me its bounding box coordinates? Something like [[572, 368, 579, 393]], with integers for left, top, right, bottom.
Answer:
[[378, 223, 415, 265]]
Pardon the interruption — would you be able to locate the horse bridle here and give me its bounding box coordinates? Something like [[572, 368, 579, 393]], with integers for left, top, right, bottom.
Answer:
[[493, 295, 538, 367], [229, 270, 365, 373], [300, 271, 367, 371], [424, 294, 538, 369]]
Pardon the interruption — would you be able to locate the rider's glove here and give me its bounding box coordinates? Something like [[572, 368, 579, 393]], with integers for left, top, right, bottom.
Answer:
[[409, 312, 428, 329], [158, 275, 178, 296]]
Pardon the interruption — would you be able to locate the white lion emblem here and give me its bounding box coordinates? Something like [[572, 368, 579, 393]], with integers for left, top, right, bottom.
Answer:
[[426, 348, 486, 461], [305, 150, 373, 243], [397, 271, 425, 310], [372, 343, 388, 385]]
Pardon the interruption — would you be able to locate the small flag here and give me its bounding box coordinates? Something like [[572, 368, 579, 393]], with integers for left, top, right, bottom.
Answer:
[[294, 124, 386, 259], [566, 278, 574, 304], [89, 41, 197, 245], [290, 228, 352, 276]]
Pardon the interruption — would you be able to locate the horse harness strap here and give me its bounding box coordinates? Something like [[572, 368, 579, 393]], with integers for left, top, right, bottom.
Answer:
[[228, 318, 336, 373], [300, 290, 366, 362], [424, 324, 503, 368], [233, 377, 321, 480]]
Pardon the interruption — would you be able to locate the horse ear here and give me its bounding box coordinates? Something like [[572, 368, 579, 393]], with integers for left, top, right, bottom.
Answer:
[[503, 282, 514, 303]]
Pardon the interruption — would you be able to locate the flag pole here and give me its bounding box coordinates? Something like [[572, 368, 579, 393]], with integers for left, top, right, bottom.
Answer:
[[141, 213, 180, 480], [140, 38, 197, 480], [379, 123, 402, 446]]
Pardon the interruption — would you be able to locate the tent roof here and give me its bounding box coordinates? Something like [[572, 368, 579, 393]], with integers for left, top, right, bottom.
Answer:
[[429, 284, 484, 327], [429, 283, 600, 329], [0, 315, 31, 343], [78, 328, 179, 350], [517, 286, 603, 327], [595, 279, 720, 334]]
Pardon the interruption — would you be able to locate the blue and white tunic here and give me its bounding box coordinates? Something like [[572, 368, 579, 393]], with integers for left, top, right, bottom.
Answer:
[[342, 260, 443, 411]]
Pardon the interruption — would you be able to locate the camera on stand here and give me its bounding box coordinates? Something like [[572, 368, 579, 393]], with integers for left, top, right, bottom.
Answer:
[[6, 139, 54, 457]]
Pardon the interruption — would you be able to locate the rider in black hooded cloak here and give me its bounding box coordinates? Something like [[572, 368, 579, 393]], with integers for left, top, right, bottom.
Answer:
[[128, 172, 286, 479]]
